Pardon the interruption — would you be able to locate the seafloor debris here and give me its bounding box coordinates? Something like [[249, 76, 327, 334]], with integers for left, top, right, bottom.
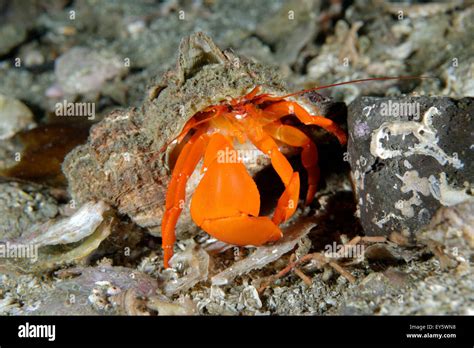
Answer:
[[382, 1, 465, 19], [0, 24, 27, 56], [0, 180, 59, 240], [347, 96, 473, 238], [416, 200, 474, 270], [257, 235, 388, 292], [51, 47, 128, 97], [108, 288, 149, 315], [2, 123, 91, 186], [162, 240, 210, 296], [0, 94, 35, 140], [20, 263, 161, 315], [255, 0, 319, 65], [0, 201, 112, 272], [147, 294, 197, 315], [10, 201, 109, 247]]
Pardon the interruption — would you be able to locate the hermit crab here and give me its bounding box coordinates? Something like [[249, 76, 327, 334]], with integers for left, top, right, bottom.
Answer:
[[160, 86, 348, 267], [62, 32, 418, 269]]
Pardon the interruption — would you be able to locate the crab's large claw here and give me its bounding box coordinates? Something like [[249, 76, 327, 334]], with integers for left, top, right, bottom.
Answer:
[[190, 133, 282, 246]]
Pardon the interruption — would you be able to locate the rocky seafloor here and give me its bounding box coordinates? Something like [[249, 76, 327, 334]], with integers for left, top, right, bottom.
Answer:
[[0, 0, 473, 315]]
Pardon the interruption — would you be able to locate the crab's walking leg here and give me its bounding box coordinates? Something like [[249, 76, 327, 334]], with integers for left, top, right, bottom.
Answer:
[[190, 133, 282, 246], [160, 107, 223, 153], [272, 171, 300, 225], [159, 118, 197, 153], [161, 128, 209, 268], [246, 124, 300, 225], [263, 101, 347, 145], [242, 86, 262, 101], [264, 122, 320, 204]]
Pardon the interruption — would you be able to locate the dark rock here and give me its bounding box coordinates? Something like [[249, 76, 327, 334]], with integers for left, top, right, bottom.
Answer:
[[347, 96, 474, 238]]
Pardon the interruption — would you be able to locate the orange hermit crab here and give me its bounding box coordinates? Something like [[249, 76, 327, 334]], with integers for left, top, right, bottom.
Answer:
[[160, 76, 422, 268], [160, 82, 353, 268]]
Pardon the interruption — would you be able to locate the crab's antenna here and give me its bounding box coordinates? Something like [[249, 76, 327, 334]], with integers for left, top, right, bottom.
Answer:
[[281, 75, 435, 99]]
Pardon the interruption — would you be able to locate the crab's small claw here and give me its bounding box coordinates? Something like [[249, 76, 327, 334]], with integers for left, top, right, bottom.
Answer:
[[246, 123, 300, 224], [264, 122, 320, 205]]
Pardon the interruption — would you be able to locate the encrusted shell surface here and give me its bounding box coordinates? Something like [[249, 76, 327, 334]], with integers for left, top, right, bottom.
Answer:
[[62, 32, 289, 237]]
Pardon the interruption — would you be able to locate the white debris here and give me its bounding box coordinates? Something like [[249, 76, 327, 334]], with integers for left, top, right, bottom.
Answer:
[[15, 201, 109, 247]]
